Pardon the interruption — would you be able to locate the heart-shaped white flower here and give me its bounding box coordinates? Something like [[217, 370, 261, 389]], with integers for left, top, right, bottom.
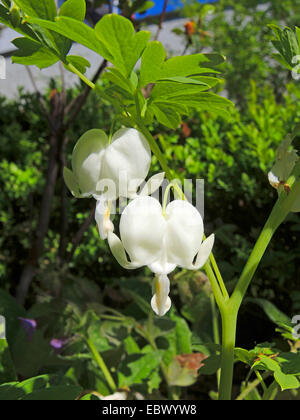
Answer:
[[63, 128, 152, 239], [108, 196, 214, 316]]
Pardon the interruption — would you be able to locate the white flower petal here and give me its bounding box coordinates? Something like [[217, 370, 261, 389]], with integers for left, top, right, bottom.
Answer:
[[107, 231, 142, 269], [63, 167, 82, 198], [100, 128, 151, 199], [95, 197, 114, 240], [268, 171, 280, 189], [151, 275, 171, 317], [120, 196, 166, 266], [72, 129, 108, 196], [139, 172, 165, 197], [164, 200, 204, 268], [191, 234, 215, 270]]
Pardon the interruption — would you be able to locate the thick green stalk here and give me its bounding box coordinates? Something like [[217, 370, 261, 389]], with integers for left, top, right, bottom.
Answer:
[[218, 304, 238, 400]]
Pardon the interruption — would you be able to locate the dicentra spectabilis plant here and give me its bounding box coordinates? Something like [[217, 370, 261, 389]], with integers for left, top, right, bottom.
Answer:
[[2, 0, 300, 400]]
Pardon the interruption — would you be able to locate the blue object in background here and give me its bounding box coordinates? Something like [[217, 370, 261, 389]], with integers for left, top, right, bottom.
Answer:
[[136, 0, 217, 19]]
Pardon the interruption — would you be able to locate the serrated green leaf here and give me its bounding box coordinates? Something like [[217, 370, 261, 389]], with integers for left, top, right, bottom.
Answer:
[[95, 13, 151, 77], [158, 76, 209, 86], [0, 339, 17, 383], [0, 374, 78, 400], [151, 103, 181, 129], [118, 352, 162, 387], [274, 370, 300, 391], [151, 81, 211, 101], [160, 53, 223, 78], [277, 352, 300, 375], [59, 0, 86, 21], [135, 0, 155, 13], [246, 298, 291, 327], [139, 40, 166, 87], [102, 68, 134, 94], [26, 16, 110, 59], [12, 37, 58, 68], [271, 53, 293, 70], [252, 356, 280, 373], [171, 314, 192, 355], [200, 354, 221, 375], [14, 0, 57, 21], [0, 4, 39, 41], [158, 92, 233, 119]]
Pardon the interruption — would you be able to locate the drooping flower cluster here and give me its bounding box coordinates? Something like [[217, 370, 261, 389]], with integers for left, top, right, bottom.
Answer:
[[64, 127, 214, 316]]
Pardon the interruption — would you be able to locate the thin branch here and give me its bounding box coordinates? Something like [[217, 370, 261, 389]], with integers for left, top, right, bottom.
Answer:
[[63, 59, 107, 130], [25, 66, 54, 129], [154, 0, 168, 41]]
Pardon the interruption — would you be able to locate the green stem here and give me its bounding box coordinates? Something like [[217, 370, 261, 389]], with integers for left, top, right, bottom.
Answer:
[[210, 293, 221, 387], [218, 304, 238, 400], [204, 261, 225, 312], [235, 378, 261, 401], [255, 371, 267, 393], [85, 337, 117, 392], [134, 92, 173, 180], [204, 234, 229, 300], [66, 63, 96, 90], [218, 175, 300, 400]]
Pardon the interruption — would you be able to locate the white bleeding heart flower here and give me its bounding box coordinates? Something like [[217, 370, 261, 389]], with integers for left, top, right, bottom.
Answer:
[[63, 128, 152, 239], [108, 196, 214, 317]]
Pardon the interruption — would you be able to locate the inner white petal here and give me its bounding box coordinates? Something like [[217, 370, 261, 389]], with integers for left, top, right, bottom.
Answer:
[[151, 274, 172, 317]]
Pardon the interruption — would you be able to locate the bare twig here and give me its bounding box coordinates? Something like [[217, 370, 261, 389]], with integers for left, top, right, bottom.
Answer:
[[25, 66, 54, 129], [64, 59, 107, 130], [154, 0, 168, 41]]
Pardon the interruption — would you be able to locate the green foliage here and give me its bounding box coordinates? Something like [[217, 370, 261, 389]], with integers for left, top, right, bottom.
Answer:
[[177, 0, 300, 105], [5, 6, 232, 128]]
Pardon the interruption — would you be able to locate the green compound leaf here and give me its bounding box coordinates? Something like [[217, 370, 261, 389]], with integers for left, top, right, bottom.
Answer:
[[14, 0, 57, 21], [12, 37, 58, 68], [0, 338, 17, 383], [95, 14, 151, 77], [25, 15, 111, 59], [139, 40, 166, 87], [0, 4, 39, 41], [151, 103, 181, 129], [0, 375, 82, 400], [59, 0, 86, 21], [159, 53, 224, 78], [274, 370, 300, 391], [118, 351, 162, 388]]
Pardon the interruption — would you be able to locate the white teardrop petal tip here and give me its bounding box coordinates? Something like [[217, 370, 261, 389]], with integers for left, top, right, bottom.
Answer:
[[151, 295, 172, 317]]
